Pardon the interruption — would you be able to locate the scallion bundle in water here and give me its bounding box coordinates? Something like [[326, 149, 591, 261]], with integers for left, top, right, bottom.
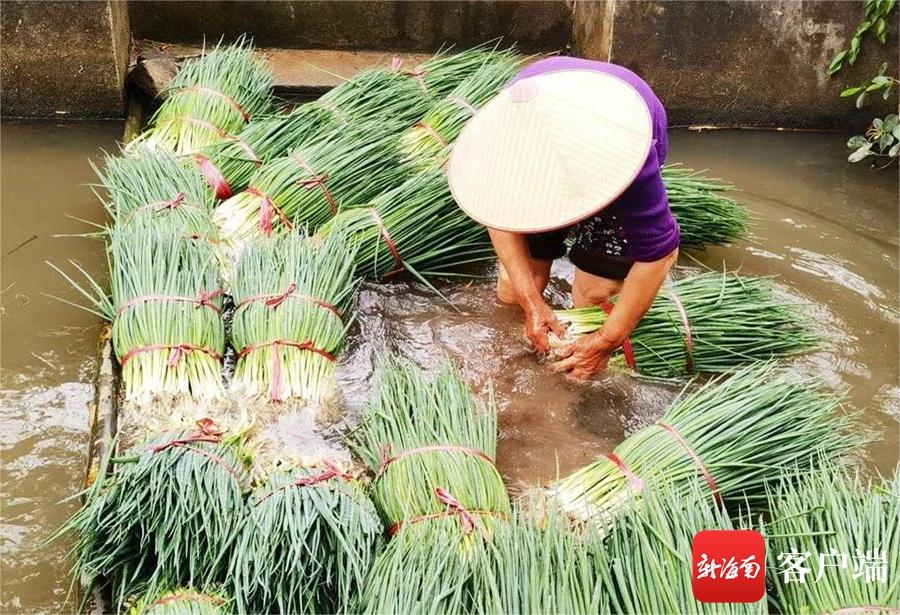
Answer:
[[53, 419, 248, 610], [399, 52, 521, 170], [553, 271, 818, 378], [94, 145, 217, 239], [764, 464, 899, 614], [592, 483, 766, 615], [213, 121, 405, 252], [127, 587, 230, 615], [134, 38, 274, 155], [553, 362, 862, 524], [355, 356, 509, 528], [319, 170, 493, 283], [662, 163, 752, 247], [230, 229, 356, 403], [195, 104, 337, 200], [229, 462, 383, 614]]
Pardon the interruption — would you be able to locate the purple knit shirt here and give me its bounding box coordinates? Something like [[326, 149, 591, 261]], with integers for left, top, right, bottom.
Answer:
[[511, 57, 680, 262]]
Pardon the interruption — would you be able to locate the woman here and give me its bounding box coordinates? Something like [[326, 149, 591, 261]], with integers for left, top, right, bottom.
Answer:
[[449, 57, 679, 381]]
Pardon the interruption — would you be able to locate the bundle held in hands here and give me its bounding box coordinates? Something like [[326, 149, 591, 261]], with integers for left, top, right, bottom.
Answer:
[[662, 163, 752, 247], [54, 221, 226, 400], [135, 39, 274, 156], [319, 170, 493, 282], [553, 362, 861, 523], [764, 464, 899, 614], [399, 52, 521, 171], [230, 229, 356, 402], [213, 121, 405, 248], [229, 463, 383, 614], [94, 146, 217, 239], [554, 271, 818, 378], [54, 419, 248, 610]]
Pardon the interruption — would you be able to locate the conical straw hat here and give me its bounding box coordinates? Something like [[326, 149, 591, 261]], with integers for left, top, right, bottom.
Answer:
[[448, 69, 653, 233]]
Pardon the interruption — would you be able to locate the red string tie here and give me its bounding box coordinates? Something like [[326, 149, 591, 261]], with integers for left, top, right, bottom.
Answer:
[[415, 121, 449, 149], [149, 417, 223, 452], [235, 286, 342, 320], [387, 487, 504, 537], [256, 460, 353, 504], [246, 187, 293, 236], [376, 442, 496, 478], [119, 343, 223, 367], [367, 207, 405, 277], [115, 288, 224, 317], [447, 94, 477, 115], [600, 302, 637, 369], [292, 155, 338, 216], [195, 154, 233, 199], [391, 57, 429, 94], [656, 421, 722, 504], [666, 289, 695, 373], [603, 452, 645, 491], [237, 340, 336, 402]]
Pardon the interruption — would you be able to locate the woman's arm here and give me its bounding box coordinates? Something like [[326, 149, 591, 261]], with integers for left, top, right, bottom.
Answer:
[[551, 247, 678, 380], [488, 228, 566, 352]]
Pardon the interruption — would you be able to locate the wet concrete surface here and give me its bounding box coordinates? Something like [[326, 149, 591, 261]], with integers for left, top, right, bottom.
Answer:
[[1, 124, 897, 612]]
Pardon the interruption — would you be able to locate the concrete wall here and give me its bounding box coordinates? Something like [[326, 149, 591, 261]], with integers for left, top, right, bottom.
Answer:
[[573, 0, 899, 128], [128, 0, 572, 53], [1, 0, 130, 118]]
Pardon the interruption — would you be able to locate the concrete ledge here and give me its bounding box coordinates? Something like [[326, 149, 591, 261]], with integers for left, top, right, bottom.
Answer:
[[132, 40, 434, 100]]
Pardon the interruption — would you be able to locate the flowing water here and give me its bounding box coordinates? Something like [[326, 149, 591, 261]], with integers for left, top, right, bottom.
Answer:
[[1, 124, 897, 612]]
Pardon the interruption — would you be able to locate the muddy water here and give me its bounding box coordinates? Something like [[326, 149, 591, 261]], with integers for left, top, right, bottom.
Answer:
[[1, 126, 897, 612]]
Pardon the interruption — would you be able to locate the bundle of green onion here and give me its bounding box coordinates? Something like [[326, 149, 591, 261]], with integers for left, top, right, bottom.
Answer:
[[553, 362, 861, 524], [93, 146, 217, 239], [411, 44, 518, 99], [229, 463, 383, 614], [127, 587, 230, 615], [355, 356, 510, 528], [553, 271, 819, 378], [399, 53, 521, 170], [213, 121, 405, 249], [135, 38, 274, 156], [54, 420, 249, 610], [195, 104, 337, 199], [662, 163, 752, 247], [319, 170, 493, 283], [358, 514, 497, 615], [54, 221, 225, 400], [230, 229, 356, 403], [477, 505, 603, 615], [592, 484, 766, 614], [764, 464, 899, 614]]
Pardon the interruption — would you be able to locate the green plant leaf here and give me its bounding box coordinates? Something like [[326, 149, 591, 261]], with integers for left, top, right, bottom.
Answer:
[[879, 132, 895, 150], [884, 113, 899, 131], [879, 62, 889, 75], [893, 124, 900, 139], [876, 18, 887, 43], [856, 91, 869, 108], [828, 50, 848, 75], [883, 83, 894, 99], [873, 117, 884, 129], [849, 144, 873, 162], [841, 86, 865, 97], [847, 135, 869, 148], [849, 37, 861, 64], [889, 142, 899, 157]]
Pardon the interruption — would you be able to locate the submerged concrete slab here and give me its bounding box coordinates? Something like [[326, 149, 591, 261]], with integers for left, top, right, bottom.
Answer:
[[1, 0, 130, 118]]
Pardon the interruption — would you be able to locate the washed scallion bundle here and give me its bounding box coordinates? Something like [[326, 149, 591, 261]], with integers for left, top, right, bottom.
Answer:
[[213, 121, 405, 250], [553, 362, 862, 523], [135, 38, 274, 155], [399, 54, 521, 171], [592, 484, 766, 615], [54, 420, 249, 610], [52, 221, 225, 400], [319, 170, 493, 283], [195, 104, 337, 199], [93, 146, 217, 239], [764, 464, 899, 614], [230, 229, 356, 402], [229, 463, 383, 615], [477, 505, 603, 615], [355, 356, 510, 530], [553, 271, 819, 377], [662, 163, 752, 247], [127, 587, 230, 615]]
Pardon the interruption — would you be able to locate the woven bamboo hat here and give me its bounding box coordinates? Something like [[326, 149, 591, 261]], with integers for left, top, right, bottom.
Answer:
[[448, 69, 653, 233]]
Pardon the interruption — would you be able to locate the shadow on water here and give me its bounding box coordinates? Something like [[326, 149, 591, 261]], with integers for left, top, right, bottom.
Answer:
[[1, 124, 897, 612]]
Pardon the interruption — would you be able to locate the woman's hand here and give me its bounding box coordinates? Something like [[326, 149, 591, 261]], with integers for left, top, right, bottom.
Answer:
[[523, 300, 567, 353], [551, 333, 615, 381]]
